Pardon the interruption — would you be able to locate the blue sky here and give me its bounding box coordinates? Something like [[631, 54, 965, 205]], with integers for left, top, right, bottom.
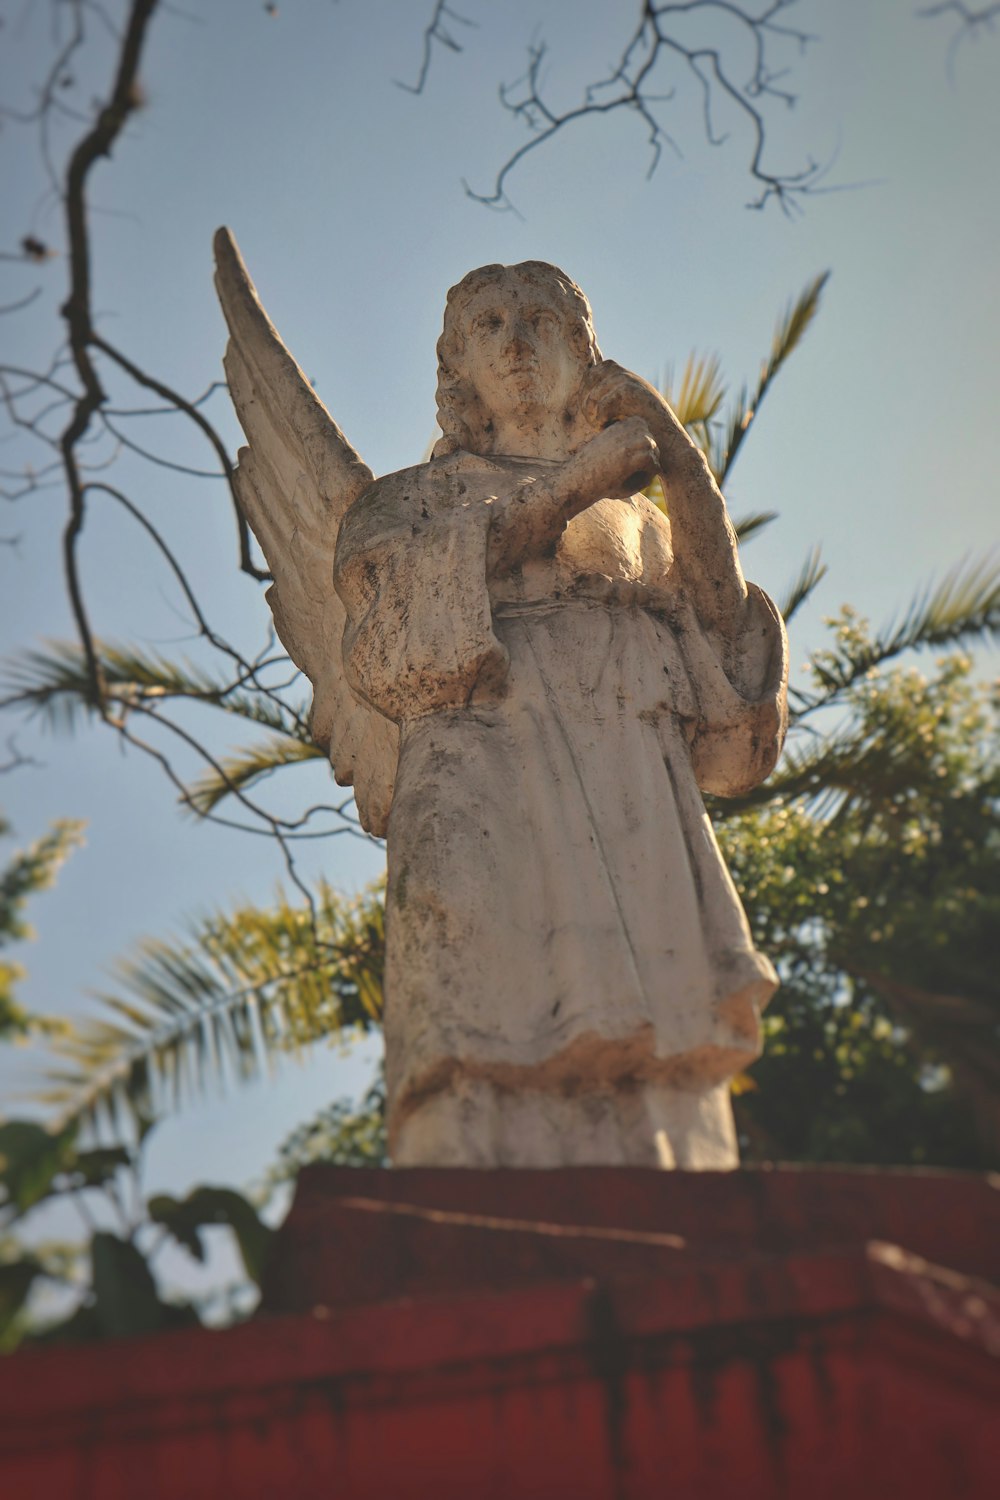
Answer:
[[1, 0, 997, 1209]]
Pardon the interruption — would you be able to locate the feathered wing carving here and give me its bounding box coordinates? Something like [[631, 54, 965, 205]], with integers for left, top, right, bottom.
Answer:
[[213, 227, 398, 836]]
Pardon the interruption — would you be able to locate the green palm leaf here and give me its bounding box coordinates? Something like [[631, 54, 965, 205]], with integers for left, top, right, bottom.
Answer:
[[803, 556, 1000, 711], [34, 883, 386, 1137], [731, 510, 779, 544], [873, 553, 998, 654], [778, 545, 828, 623], [661, 352, 726, 458], [720, 719, 924, 820], [715, 272, 830, 484], [2, 641, 304, 738], [185, 735, 326, 816]]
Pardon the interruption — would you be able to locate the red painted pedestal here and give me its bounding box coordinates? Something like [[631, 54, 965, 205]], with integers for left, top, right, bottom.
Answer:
[[1, 1165, 997, 1498]]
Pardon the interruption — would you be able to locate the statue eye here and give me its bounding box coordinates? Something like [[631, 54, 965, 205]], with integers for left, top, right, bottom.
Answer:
[[528, 310, 556, 331], [474, 312, 504, 334]]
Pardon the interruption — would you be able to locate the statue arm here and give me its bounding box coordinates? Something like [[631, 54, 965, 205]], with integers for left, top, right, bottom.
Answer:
[[488, 417, 659, 576], [580, 363, 789, 786], [583, 362, 750, 641], [335, 474, 509, 721]]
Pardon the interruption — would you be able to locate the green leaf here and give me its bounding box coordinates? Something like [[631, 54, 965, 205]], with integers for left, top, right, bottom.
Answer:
[[148, 1193, 206, 1262], [70, 1146, 132, 1188], [150, 1186, 273, 1286], [661, 352, 726, 462], [0, 817, 85, 1041], [778, 546, 828, 623], [35, 882, 385, 1135], [2, 641, 305, 740], [265, 1080, 387, 1189], [90, 1232, 167, 1340], [0, 819, 85, 948], [0, 1256, 42, 1345], [26, 1301, 103, 1347], [185, 735, 325, 816], [716, 272, 829, 483], [732, 510, 778, 544], [0, 1120, 78, 1216], [134, 1108, 158, 1147], [797, 557, 1000, 715]]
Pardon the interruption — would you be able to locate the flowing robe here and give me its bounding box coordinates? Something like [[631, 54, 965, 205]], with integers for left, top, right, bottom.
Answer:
[[334, 449, 788, 1167]]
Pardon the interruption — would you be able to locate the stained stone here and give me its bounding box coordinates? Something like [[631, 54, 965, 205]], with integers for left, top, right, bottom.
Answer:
[[215, 237, 788, 1169]]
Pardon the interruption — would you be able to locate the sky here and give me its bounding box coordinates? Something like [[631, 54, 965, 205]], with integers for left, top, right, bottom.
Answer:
[[1, 0, 998, 1229]]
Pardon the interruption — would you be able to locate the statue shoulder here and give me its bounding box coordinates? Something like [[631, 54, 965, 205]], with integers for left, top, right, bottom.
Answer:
[[337, 452, 495, 561], [337, 461, 426, 549]]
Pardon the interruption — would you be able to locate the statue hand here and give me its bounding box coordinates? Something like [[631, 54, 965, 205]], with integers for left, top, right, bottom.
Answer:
[[583, 360, 695, 471], [492, 418, 658, 574], [560, 416, 660, 503]]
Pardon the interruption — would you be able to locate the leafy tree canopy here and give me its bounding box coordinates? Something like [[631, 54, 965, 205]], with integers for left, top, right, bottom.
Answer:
[[722, 641, 998, 1166], [0, 815, 83, 1043]]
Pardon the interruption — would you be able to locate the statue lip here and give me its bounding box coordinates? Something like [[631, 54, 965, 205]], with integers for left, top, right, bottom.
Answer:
[[498, 360, 541, 380]]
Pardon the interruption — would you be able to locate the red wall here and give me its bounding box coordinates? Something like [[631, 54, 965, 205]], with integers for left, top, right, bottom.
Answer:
[[1, 1166, 997, 1499]]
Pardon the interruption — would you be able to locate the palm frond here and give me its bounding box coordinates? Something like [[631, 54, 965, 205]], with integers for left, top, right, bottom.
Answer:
[[713, 718, 935, 822], [2, 641, 304, 737], [715, 272, 830, 484], [662, 353, 726, 452], [659, 353, 726, 472], [882, 554, 1000, 654], [34, 884, 386, 1138], [804, 555, 1000, 711], [778, 546, 827, 623], [732, 510, 778, 544], [717, 632, 997, 822], [1, 820, 86, 944], [185, 735, 326, 816]]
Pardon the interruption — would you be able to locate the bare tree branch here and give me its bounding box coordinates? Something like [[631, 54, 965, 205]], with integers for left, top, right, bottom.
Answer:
[[91, 335, 268, 580], [0, 288, 43, 316], [58, 0, 161, 710], [917, 0, 1000, 74], [465, 1, 827, 215], [397, 0, 476, 94], [918, 1, 1000, 30], [0, 736, 39, 774]]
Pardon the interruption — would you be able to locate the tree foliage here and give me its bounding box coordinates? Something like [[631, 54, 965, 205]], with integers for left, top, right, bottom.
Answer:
[[264, 1077, 389, 1192], [656, 271, 830, 492], [0, 1114, 271, 1351], [723, 643, 998, 1165], [22, 622, 998, 1172], [0, 814, 83, 1042], [36, 882, 385, 1139]]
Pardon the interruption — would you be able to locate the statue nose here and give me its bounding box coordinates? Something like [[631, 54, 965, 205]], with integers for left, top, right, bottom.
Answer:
[[505, 323, 532, 357]]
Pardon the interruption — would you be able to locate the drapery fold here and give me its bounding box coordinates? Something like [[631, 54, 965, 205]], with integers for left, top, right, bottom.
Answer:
[[334, 451, 787, 1163]]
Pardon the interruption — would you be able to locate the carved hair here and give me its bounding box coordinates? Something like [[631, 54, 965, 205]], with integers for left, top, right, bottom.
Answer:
[[433, 261, 602, 458]]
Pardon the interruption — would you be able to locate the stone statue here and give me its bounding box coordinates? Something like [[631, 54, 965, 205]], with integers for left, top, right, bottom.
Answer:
[[214, 233, 788, 1170]]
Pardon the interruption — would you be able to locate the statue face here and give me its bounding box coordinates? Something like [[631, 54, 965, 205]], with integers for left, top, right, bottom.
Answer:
[[459, 279, 584, 420]]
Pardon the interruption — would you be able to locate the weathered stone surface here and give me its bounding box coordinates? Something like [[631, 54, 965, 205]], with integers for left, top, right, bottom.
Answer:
[[215, 240, 788, 1168]]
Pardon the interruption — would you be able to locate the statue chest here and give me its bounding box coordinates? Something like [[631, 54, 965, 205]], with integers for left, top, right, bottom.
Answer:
[[427, 456, 676, 608]]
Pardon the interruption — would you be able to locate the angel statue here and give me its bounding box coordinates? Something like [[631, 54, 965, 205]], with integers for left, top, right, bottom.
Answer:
[[214, 231, 788, 1171]]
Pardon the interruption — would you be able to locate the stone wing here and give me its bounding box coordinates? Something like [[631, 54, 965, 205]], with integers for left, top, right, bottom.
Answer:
[[214, 228, 397, 836]]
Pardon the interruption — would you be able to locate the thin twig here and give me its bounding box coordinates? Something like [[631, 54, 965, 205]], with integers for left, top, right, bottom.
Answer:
[[467, 0, 825, 215], [397, 0, 476, 94]]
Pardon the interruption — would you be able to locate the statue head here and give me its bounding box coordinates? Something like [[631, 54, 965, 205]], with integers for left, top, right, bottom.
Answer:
[[433, 261, 602, 458]]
